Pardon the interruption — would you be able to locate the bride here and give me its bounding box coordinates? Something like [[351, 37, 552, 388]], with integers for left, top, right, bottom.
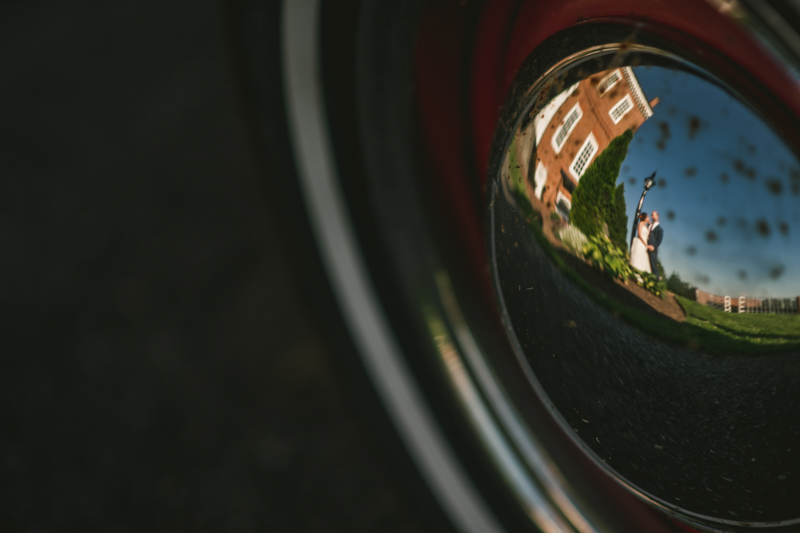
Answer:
[[630, 212, 652, 273]]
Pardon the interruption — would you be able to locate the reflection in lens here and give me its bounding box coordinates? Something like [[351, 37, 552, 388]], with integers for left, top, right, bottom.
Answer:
[[491, 52, 800, 526]]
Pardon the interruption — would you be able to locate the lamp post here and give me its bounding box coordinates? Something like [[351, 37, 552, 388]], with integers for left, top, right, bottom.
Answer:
[[630, 171, 657, 250]]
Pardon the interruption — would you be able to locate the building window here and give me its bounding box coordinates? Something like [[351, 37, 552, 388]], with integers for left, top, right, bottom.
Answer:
[[534, 161, 547, 200], [555, 191, 572, 222], [609, 94, 634, 124], [597, 69, 621, 96], [569, 132, 598, 180], [561, 168, 577, 194], [551, 103, 582, 154]]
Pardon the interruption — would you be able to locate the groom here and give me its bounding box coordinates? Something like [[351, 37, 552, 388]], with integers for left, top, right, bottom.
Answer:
[[647, 211, 663, 279]]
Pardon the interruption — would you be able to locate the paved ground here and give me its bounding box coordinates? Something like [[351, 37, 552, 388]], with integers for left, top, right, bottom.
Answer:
[[0, 2, 430, 531]]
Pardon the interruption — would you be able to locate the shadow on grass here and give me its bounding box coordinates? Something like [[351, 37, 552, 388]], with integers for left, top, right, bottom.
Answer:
[[512, 190, 800, 356]]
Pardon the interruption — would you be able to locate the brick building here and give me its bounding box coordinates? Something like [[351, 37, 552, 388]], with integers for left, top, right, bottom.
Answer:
[[529, 67, 658, 220], [696, 289, 800, 314]]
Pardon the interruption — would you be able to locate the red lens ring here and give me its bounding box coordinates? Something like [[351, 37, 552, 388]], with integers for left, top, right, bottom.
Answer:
[[413, 1, 800, 531]]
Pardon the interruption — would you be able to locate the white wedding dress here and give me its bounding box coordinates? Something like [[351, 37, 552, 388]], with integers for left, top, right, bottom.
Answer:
[[630, 223, 652, 273]]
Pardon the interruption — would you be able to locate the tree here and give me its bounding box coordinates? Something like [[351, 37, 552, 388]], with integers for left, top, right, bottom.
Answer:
[[608, 183, 628, 251], [667, 271, 697, 300], [570, 130, 634, 238]]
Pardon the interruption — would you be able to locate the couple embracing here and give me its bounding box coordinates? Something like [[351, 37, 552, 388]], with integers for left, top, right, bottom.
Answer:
[[631, 211, 663, 277]]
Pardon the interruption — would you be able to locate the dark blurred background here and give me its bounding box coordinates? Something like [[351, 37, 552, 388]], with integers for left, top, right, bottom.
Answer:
[[0, 1, 426, 530]]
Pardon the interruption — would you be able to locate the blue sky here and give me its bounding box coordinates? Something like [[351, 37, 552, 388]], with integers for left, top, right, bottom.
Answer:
[[617, 66, 800, 298]]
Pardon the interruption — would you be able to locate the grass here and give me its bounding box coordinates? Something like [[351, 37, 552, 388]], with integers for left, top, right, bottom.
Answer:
[[679, 296, 800, 347], [506, 175, 800, 356], [507, 140, 527, 199]]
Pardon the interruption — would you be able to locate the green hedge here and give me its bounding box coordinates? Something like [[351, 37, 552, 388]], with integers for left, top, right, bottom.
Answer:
[[571, 130, 633, 238], [582, 234, 632, 281], [608, 182, 629, 251]]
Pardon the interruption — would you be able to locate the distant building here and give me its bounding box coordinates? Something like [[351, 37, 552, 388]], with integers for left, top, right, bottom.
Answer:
[[529, 67, 657, 221]]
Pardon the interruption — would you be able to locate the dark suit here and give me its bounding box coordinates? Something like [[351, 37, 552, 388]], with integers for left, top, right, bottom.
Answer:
[[648, 223, 663, 276]]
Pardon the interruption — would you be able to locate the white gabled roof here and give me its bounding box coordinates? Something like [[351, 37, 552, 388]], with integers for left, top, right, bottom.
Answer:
[[622, 67, 653, 119]]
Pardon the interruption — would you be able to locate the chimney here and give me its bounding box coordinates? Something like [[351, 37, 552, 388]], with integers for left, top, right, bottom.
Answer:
[[649, 96, 660, 108]]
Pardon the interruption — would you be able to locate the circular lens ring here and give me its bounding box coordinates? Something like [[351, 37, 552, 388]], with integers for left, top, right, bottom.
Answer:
[[415, 1, 800, 531], [272, 0, 800, 531]]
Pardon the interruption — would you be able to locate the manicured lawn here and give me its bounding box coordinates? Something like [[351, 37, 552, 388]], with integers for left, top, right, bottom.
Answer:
[[507, 140, 526, 198], [678, 296, 800, 346]]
